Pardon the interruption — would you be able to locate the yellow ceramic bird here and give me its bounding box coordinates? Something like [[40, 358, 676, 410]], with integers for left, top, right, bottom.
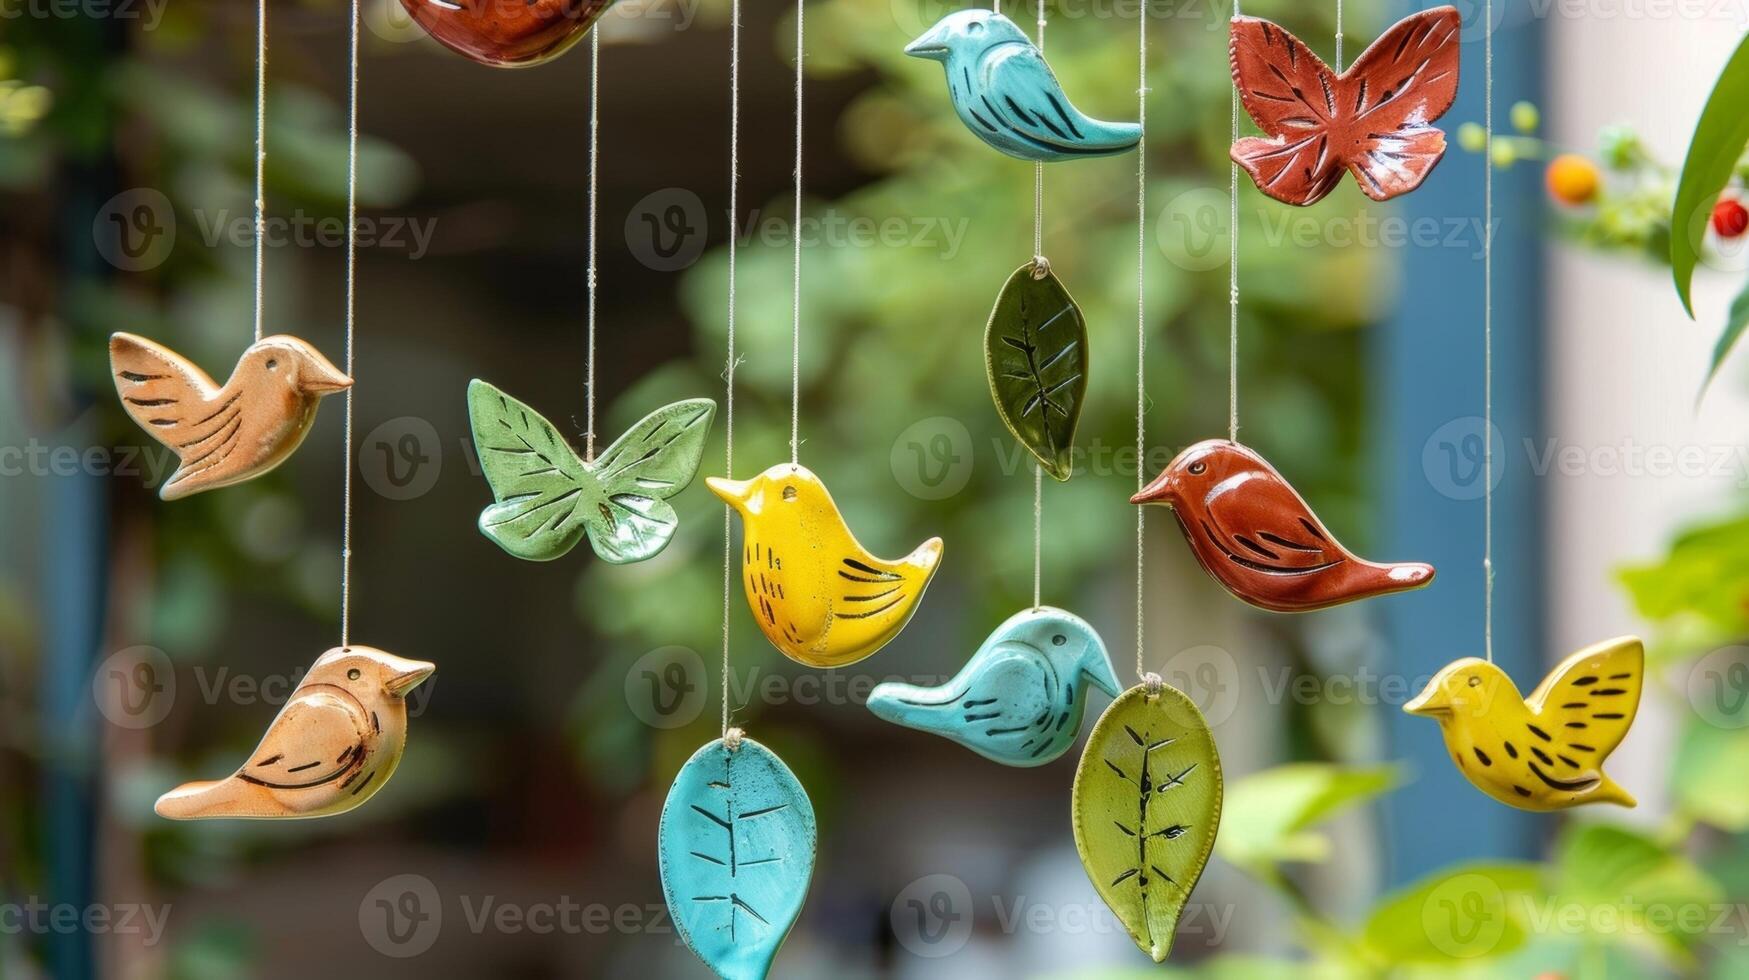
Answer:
[[708, 464, 944, 668], [111, 332, 352, 500], [155, 646, 434, 820], [1404, 637, 1643, 811]]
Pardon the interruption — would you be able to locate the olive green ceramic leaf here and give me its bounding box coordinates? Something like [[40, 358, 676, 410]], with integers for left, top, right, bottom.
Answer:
[[1072, 684, 1223, 963], [466, 379, 716, 564], [985, 262, 1087, 481]]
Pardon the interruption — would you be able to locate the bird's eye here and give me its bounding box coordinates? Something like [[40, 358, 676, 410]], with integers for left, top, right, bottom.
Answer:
[[1467, 675, 1481, 687], [782, 485, 798, 501], [1188, 461, 1207, 475], [266, 359, 279, 371], [1052, 634, 1066, 646], [968, 20, 984, 33], [348, 668, 362, 681]]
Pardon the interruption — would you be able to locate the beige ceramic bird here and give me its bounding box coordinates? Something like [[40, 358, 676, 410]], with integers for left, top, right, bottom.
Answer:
[[155, 646, 434, 820], [111, 332, 352, 500], [708, 464, 944, 668], [1404, 637, 1643, 811]]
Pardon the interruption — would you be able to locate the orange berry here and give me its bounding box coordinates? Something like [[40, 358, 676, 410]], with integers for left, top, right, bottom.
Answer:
[[1545, 154, 1600, 206]]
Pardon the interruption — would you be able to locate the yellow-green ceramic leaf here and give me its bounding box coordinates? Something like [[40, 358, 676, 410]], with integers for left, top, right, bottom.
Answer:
[[1072, 684, 1223, 962]]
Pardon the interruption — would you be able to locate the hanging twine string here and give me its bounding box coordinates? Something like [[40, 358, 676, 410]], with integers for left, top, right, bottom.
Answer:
[[1334, 0, 1344, 71], [722, 0, 742, 741], [585, 29, 601, 463], [789, 0, 804, 467], [340, 0, 360, 647], [1226, 1, 1240, 442], [1482, 0, 1495, 662], [252, 0, 267, 342], [1134, 0, 1147, 684], [1029, 0, 1046, 610]]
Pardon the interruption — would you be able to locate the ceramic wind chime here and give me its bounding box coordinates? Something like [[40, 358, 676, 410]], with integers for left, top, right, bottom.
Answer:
[[1401, 0, 1643, 811], [109, 5, 348, 500], [155, 0, 435, 821], [465, 35, 717, 564], [713, 3, 942, 672], [1131, 5, 1444, 613], [659, 8, 816, 978], [1228, 6, 1462, 206], [399, 0, 609, 68]]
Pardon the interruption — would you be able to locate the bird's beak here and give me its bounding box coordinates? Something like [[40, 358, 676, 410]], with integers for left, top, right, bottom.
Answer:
[[706, 476, 752, 508], [302, 352, 354, 394], [904, 26, 949, 59], [1130, 469, 1176, 507], [384, 656, 436, 698], [1402, 682, 1446, 717]]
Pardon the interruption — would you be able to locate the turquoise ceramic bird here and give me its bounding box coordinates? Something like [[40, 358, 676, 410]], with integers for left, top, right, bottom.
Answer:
[[905, 10, 1141, 163], [867, 606, 1121, 766]]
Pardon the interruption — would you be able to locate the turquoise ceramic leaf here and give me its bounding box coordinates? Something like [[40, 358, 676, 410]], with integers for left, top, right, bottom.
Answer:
[[465, 380, 716, 564], [659, 737, 816, 980], [866, 606, 1120, 766]]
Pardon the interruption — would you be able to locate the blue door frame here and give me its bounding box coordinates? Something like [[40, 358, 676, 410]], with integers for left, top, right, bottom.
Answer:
[[1379, 2, 1545, 884]]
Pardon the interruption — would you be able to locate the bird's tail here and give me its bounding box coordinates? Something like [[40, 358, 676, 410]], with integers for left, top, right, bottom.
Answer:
[[1591, 774, 1638, 809], [865, 680, 958, 736], [154, 777, 255, 820], [905, 537, 945, 576]]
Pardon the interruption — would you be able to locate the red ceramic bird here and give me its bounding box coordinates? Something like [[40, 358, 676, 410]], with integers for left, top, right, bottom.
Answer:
[[399, 0, 609, 68], [1131, 440, 1434, 612]]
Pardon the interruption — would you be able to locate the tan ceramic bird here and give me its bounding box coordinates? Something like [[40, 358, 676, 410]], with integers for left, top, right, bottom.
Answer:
[[1132, 439, 1434, 612], [708, 464, 944, 668], [111, 333, 352, 500], [1404, 637, 1643, 811], [155, 646, 434, 820]]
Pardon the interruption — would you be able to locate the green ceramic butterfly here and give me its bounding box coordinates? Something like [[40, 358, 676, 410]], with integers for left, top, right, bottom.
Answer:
[[466, 380, 717, 564]]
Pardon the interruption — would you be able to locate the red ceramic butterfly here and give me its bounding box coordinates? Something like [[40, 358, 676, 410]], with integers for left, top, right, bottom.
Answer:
[[1229, 7, 1462, 206]]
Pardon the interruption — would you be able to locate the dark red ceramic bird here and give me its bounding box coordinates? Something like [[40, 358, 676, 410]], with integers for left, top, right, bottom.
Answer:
[[1131, 439, 1435, 612], [399, 0, 608, 68]]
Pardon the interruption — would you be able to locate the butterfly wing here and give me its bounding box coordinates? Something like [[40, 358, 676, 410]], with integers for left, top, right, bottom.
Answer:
[[109, 332, 224, 454], [1338, 6, 1462, 200], [1228, 17, 1346, 206], [466, 380, 597, 562], [1525, 637, 1643, 765], [1199, 471, 1346, 573], [582, 398, 717, 564]]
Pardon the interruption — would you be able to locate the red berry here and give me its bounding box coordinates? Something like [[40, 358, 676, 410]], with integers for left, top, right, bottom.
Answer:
[[1713, 198, 1749, 238]]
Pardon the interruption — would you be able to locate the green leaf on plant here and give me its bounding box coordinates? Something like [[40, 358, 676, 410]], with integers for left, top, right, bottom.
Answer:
[[1674, 721, 1749, 831], [1361, 863, 1543, 964], [1702, 276, 1749, 396], [1553, 822, 1722, 963], [1619, 511, 1749, 662], [1214, 763, 1400, 870], [1671, 31, 1749, 317]]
